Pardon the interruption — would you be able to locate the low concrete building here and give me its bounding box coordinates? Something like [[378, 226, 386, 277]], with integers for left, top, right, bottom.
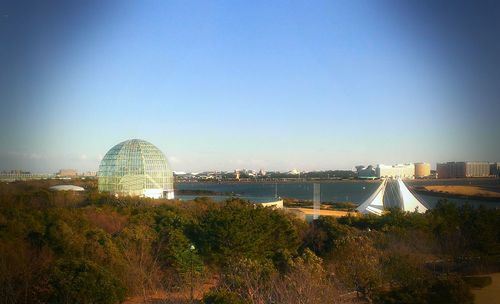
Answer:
[[58, 169, 78, 177], [0, 171, 53, 181], [376, 164, 415, 179], [490, 163, 500, 177], [255, 199, 283, 209], [355, 165, 377, 179]]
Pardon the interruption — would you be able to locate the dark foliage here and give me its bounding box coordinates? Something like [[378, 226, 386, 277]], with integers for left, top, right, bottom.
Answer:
[[0, 181, 497, 303]]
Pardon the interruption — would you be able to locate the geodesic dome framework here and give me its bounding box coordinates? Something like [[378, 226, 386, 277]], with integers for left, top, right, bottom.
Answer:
[[98, 139, 174, 199]]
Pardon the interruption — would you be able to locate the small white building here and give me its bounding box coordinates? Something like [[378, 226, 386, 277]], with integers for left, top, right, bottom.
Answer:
[[256, 199, 283, 209], [49, 185, 85, 191]]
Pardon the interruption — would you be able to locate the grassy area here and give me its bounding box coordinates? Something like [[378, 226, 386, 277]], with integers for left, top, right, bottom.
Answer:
[[287, 207, 357, 217], [283, 198, 358, 211], [422, 185, 500, 198]]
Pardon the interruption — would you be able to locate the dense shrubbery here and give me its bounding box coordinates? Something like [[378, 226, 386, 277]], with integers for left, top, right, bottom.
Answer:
[[188, 199, 301, 271], [49, 259, 126, 304], [0, 180, 498, 303]]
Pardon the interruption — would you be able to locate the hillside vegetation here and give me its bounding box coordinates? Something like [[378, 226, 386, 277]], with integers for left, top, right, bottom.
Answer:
[[0, 180, 499, 304]]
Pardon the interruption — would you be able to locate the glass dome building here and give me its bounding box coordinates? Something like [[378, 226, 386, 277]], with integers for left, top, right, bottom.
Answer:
[[98, 139, 174, 199]]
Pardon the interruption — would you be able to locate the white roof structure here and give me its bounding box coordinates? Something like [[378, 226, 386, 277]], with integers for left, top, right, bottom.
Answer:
[[49, 185, 85, 191]]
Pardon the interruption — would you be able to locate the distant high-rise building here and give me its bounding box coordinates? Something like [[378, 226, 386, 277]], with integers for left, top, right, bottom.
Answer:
[[437, 162, 490, 178], [437, 162, 462, 178], [465, 162, 490, 177], [414, 163, 431, 178]]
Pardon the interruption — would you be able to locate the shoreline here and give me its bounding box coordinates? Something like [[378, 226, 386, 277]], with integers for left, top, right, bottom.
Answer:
[[409, 177, 500, 183], [176, 177, 500, 185]]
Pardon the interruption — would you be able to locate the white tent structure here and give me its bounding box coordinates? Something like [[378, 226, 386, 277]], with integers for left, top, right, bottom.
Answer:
[[357, 178, 427, 215]]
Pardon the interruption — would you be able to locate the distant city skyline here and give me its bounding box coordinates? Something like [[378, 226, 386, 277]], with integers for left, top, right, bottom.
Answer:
[[1, 1, 499, 173], [2, 155, 499, 175]]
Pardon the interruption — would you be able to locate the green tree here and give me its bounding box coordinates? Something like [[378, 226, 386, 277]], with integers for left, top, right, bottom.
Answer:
[[304, 216, 353, 257], [49, 259, 126, 304], [329, 234, 382, 298], [428, 276, 474, 304], [189, 200, 300, 269], [204, 289, 249, 304]]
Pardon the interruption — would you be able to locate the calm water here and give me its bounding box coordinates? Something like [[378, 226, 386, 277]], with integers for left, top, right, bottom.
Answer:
[[177, 195, 280, 203], [177, 181, 379, 203], [176, 180, 500, 209]]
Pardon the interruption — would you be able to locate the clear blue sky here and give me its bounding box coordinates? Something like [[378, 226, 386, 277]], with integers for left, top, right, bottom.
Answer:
[[1, 0, 499, 173]]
